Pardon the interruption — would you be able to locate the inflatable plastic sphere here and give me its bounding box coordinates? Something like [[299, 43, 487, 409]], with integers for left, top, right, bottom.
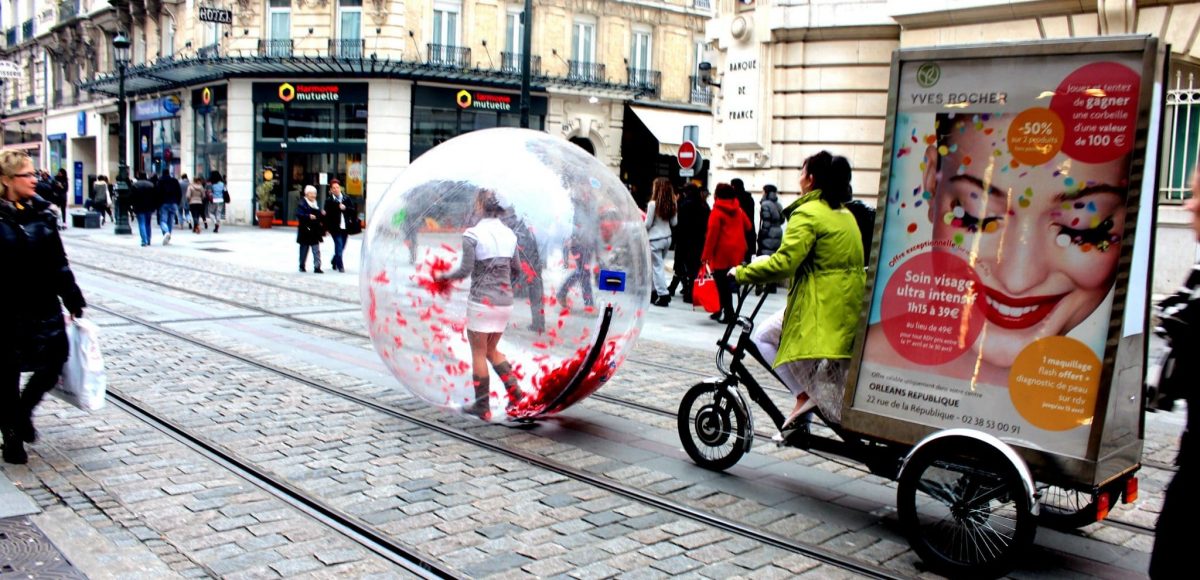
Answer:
[[361, 128, 650, 421]]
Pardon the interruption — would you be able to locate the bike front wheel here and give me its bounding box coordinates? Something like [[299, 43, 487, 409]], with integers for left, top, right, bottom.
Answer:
[[678, 381, 750, 471]]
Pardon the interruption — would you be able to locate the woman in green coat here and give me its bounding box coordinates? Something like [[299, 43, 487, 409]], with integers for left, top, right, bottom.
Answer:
[[733, 151, 865, 430]]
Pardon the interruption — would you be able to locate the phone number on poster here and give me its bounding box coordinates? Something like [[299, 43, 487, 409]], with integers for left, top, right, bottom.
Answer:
[[960, 415, 1022, 434]]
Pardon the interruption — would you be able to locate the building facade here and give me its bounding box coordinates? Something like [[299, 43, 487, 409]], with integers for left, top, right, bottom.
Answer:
[[2, 0, 713, 224], [704, 0, 1200, 293]]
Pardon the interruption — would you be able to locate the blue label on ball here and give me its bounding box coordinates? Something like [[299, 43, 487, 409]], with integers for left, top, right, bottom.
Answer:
[[597, 270, 626, 292]]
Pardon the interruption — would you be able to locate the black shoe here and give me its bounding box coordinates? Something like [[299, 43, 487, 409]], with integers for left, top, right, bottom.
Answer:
[[709, 311, 723, 321], [300, 265, 306, 272], [337, 266, 345, 273], [314, 268, 324, 274], [652, 296, 670, 307], [214, 224, 219, 233], [2, 431, 27, 465], [681, 293, 693, 304], [18, 416, 37, 443]]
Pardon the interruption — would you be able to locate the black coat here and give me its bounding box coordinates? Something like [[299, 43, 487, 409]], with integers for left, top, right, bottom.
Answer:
[[323, 195, 360, 235], [757, 191, 784, 256], [296, 199, 325, 245], [156, 175, 182, 207], [736, 188, 757, 262], [674, 195, 710, 271], [0, 196, 86, 372], [130, 179, 159, 213]]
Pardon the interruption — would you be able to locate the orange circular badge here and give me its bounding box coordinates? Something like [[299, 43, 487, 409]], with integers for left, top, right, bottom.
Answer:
[[1008, 336, 1100, 432], [1006, 107, 1065, 166]]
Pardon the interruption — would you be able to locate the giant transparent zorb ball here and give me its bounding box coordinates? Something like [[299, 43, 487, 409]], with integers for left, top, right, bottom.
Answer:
[[361, 128, 650, 420]]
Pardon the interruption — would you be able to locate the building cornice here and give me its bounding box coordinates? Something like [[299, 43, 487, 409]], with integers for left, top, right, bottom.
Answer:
[[886, 0, 1095, 29]]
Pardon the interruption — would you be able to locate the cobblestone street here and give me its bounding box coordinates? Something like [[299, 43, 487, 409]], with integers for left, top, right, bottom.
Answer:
[[0, 226, 1182, 579]]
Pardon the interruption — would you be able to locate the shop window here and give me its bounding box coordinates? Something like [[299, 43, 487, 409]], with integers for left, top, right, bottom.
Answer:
[[288, 103, 335, 142], [257, 103, 286, 141], [340, 103, 368, 141]]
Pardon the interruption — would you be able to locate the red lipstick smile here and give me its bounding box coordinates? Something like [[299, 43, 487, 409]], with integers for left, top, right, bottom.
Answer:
[[981, 286, 1067, 330]]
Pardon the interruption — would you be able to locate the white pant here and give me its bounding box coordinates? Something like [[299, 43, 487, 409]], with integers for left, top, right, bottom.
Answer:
[[750, 308, 848, 423]]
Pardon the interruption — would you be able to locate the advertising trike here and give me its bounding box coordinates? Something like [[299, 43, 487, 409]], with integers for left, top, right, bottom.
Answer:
[[678, 36, 1163, 578]]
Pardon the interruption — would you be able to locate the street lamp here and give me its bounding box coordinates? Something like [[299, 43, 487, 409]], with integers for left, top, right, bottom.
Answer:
[[112, 32, 132, 235]]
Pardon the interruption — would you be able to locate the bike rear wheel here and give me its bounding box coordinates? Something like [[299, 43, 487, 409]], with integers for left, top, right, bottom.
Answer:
[[678, 382, 750, 471]]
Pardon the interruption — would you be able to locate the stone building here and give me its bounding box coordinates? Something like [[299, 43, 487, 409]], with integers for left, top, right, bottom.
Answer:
[[1, 0, 713, 224], [704, 0, 1200, 292]]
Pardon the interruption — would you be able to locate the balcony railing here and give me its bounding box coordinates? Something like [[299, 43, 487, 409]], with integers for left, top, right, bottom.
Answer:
[[329, 38, 364, 59], [567, 60, 605, 83], [5, 27, 16, 46], [21, 19, 34, 41], [426, 43, 470, 68], [628, 67, 661, 97], [197, 44, 220, 59], [500, 52, 541, 76], [690, 75, 712, 106], [58, 0, 79, 23], [258, 39, 293, 58], [694, 0, 712, 9]]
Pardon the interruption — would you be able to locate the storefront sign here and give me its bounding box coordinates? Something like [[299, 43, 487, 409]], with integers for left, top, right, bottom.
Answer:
[[455, 89, 514, 112], [192, 85, 226, 115], [132, 95, 182, 121], [414, 85, 547, 115], [198, 7, 233, 24], [77, 111, 87, 137], [849, 46, 1151, 458], [253, 82, 368, 104], [0, 60, 21, 79], [721, 42, 761, 148]]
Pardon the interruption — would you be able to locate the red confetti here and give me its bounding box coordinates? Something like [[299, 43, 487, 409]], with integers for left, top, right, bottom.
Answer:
[[907, 223, 917, 233], [416, 256, 457, 298], [897, 147, 911, 158], [520, 260, 538, 283]]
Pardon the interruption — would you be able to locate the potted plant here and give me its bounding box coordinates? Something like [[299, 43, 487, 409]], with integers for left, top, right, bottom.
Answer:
[[255, 180, 277, 229]]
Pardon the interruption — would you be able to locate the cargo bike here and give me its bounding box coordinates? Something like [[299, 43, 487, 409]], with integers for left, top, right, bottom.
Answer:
[[678, 36, 1162, 578]]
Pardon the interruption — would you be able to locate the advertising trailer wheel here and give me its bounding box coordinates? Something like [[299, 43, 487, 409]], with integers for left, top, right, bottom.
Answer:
[[1038, 485, 1099, 530], [678, 381, 751, 471], [897, 435, 1037, 579]]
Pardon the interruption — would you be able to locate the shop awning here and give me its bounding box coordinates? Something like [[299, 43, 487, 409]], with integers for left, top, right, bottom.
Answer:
[[628, 105, 713, 156]]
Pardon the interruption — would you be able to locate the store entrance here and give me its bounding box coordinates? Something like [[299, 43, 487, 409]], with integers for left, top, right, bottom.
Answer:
[[256, 150, 366, 226]]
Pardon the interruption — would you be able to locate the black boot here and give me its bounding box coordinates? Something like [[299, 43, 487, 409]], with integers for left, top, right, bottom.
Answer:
[[18, 413, 37, 443], [467, 375, 490, 418], [3, 429, 27, 464], [493, 362, 521, 413]]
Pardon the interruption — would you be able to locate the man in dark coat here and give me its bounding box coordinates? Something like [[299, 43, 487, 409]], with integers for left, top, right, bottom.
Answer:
[[501, 209, 545, 332], [322, 179, 358, 272], [667, 184, 711, 303], [155, 169, 181, 245], [130, 172, 159, 247], [731, 178, 756, 264], [1, 150, 87, 464]]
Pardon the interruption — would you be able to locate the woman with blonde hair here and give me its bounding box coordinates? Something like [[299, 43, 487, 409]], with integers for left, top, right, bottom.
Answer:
[[646, 177, 679, 307], [0, 149, 87, 463]]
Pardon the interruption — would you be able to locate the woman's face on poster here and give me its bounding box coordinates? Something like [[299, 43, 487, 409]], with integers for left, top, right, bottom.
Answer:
[[922, 114, 1129, 367]]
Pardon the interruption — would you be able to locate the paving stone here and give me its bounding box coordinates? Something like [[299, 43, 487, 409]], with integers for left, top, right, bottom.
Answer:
[[638, 541, 685, 561], [460, 552, 533, 577]]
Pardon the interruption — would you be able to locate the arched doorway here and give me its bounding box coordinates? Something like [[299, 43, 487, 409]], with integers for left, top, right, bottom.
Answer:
[[569, 136, 595, 155]]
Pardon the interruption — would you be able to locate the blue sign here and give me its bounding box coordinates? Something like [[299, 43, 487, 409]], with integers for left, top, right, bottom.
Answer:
[[132, 95, 182, 121], [77, 111, 87, 136], [597, 270, 627, 292], [73, 161, 84, 205], [163, 95, 182, 114]]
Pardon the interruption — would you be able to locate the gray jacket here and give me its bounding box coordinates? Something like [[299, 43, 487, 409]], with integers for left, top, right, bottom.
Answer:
[[757, 190, 784, 256]]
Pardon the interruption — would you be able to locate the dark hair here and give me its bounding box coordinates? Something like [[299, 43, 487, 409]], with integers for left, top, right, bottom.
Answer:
[[730, 178, 745, 192], [802, 151, 852, 209], [478, 189, 507, 216], [714, 183, 736, 200], [763, 184, 777, 195], [651, 177, 677, 220], [209, 170, 223, 183]]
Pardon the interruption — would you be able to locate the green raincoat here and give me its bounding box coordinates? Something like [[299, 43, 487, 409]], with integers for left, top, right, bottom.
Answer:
[[733, 190, 865, 366]]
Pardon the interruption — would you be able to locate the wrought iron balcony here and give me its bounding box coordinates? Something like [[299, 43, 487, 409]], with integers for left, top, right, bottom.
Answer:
[[694, 0, 712, 10], [567, 60, 605, 84], [21, 19, 34, 41], [5, 27, 16, 46], [427, 44, 470, 68], [258, 39, 293, 58], [329, 38, 364, 59], [628, 67, 661, 97], [500, 52, 541, 76], [197, 44, 220, 59], [690, 75, 712, 106], [58, 0, 80, 23]]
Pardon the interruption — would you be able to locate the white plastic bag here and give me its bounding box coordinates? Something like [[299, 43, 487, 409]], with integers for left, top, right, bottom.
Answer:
[[55, 318, 107, 411]]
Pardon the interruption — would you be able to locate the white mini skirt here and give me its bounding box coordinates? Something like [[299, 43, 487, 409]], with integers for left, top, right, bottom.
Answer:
[[467, 301, 513, 333]]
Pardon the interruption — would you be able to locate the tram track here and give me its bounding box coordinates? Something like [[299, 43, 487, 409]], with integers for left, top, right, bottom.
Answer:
[[90, 302, 914, 580], [69, 252, 1164, 540]]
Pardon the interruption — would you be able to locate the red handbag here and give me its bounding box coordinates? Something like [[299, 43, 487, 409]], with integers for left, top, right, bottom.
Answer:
[[692, 267, 721, 314]]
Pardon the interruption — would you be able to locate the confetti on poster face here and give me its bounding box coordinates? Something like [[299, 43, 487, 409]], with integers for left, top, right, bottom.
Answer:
[[361, 128, 652, 421]]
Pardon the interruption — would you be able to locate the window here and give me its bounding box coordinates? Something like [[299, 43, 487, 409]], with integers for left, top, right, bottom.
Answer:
[[1162, 70, 1200, 201], [340, 103, 368, 141], [338, 0, 362, 41], [162, 16, 174, 58], [572, 19, 595, 65], [631, 29, 651, 73], [433, 1, 460, 48], [505, 8, 523, 67], [268, 0, 290, 41]]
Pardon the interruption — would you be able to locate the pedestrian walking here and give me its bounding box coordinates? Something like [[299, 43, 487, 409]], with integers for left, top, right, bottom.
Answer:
[[208, 171, 226, 233], [501, 209, 546, 333], [667, 184, 710, 303], [187, 177, 206, 233], [646, 177, 679, 307], [131, 172, 158, 246], [702, 183, 753, 324], [732, 178, 757, 264], [733, 151, 864, 430], [53, 168, 69, 228], [91, 175, 112, 225], [178, 173, 191, 227], [322, 179, 358, 272], [1149, 170, 1200, 580], [757, 184, 784, 256], [0, 149, 87, 464], [297, 185, 325, 273], [156, 169, 181, 245], [557, 214, 596, 309], [435, 189, 522, 418]]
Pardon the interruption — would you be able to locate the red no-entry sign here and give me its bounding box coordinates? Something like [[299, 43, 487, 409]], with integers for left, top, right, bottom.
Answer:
[[677, 141, 698, 170]]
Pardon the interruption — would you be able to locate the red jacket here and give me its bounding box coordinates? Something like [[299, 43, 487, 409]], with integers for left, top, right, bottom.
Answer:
[[702, 198, 752, 270]]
